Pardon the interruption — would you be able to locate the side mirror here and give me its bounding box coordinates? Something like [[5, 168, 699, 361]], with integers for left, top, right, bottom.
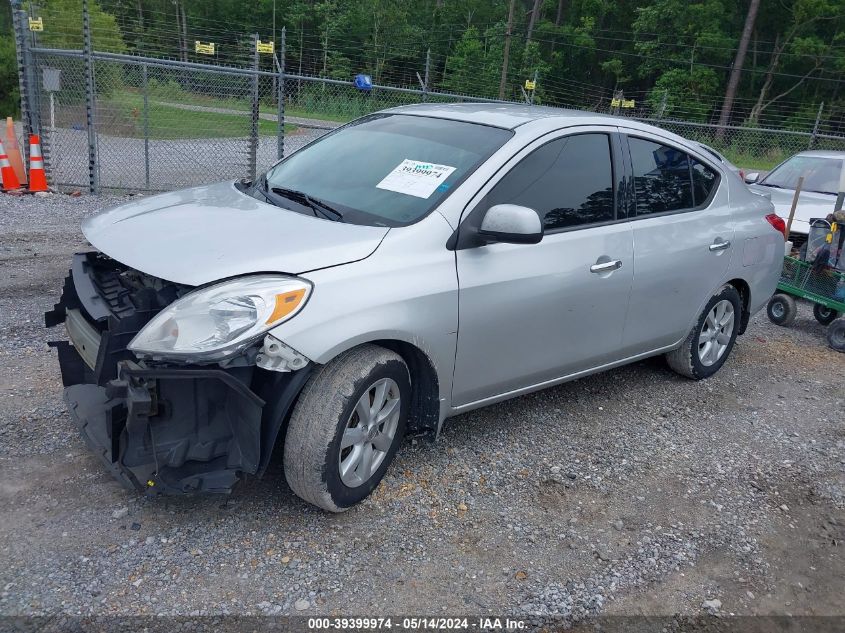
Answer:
[[478, 204, 543, 245], [744, 172, 760, 184]]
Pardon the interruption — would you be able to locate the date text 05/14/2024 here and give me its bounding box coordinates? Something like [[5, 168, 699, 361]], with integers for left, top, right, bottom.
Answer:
[[306, 617, 527, 630]]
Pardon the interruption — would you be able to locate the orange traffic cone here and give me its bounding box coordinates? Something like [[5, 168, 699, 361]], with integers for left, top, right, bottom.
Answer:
[[0, 140, 22, 191], [5, 118, 27, 185], [28, 135, 48, 192]]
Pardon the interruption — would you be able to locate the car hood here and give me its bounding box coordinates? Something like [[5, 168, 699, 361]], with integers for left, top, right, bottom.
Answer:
[[748, 185, 835, 235], [82, 181, 389, 286]]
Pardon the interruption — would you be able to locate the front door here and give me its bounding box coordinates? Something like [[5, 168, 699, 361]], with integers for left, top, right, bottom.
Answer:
[[451, 129, 634, 408]]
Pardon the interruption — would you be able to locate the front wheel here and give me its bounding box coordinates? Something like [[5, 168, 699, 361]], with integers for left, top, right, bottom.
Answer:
[[827, 318, 845, 352], [283, 344, 409, 512], [813, 303, 839, 326], [666, 284, 741, 380]]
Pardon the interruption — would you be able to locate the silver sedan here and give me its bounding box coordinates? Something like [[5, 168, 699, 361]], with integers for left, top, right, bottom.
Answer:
[[47, 104, 784, 511]]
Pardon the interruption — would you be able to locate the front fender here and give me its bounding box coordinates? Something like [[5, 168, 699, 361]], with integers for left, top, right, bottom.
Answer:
[[267, 215, 459, 426]]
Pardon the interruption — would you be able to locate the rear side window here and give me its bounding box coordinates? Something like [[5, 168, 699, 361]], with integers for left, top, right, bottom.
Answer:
[[629, 137, 719, 216], [692, 161, 718, 205], [483, 133, 615, 231]]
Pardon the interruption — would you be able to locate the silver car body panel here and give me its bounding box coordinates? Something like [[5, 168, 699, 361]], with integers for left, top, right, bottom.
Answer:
[[450, 124, 634, 406], [619, 126, 736, 352], [748, 186, 836, 236], [269, 211, 460, 424], [80, 104, 782, 430], [82, 181, 390, 286]]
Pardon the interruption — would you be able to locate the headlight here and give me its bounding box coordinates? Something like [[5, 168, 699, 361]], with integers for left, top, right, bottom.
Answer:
[[128, 275, 311, 362]]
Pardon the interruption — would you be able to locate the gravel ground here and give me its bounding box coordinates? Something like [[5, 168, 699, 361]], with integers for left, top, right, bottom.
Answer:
[[0, 192, 843, 626]]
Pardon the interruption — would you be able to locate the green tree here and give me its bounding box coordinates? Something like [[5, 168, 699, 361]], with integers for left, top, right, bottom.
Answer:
[[28, 0, 126, 52]]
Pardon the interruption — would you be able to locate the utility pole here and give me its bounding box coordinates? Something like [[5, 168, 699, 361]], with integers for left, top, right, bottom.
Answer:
[[499, 0, 516, 100]]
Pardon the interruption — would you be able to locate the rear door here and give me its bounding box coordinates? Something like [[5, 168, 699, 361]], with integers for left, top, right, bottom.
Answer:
[[620, 133, 734, 354], [451, 127, 634, 407]]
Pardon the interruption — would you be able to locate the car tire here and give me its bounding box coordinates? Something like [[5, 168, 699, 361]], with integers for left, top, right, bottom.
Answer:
[[666, 284, 742, 380], [283, 344, 409, 512], [827, 318, 845, 353], [766, 293, 797, 326], [813, 303, 839, 326]]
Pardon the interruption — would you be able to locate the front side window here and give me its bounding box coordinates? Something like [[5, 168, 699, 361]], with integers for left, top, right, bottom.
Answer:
[[630, 137, 719, 216], [759, 155, 844, 195], [262, 114, 512, 227], [481, 133, 615, 231]]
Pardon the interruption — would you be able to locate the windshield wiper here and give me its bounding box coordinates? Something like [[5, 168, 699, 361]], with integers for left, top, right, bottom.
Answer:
[[758, 182, 784, 189], [806, 189, 836, 195], [270, 186, 344, 222]]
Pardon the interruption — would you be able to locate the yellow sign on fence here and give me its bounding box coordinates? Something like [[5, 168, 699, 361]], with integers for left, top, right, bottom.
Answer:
[[28, 17, 44, 31], [256, 40, 275, 54], [194, 41, 216, 55], [610, 98, 636, 108], [524, 79, 536, 91]]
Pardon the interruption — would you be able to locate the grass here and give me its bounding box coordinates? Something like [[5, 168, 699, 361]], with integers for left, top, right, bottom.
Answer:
[[99, 90, 295, 139], [134, 83, 353, 123], [720, 149, 787, 172]]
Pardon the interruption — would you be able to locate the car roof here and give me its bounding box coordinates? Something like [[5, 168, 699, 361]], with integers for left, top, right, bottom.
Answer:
[[795, 150, 845, 159], [384, 102, 595, 129], [382, 102, 720, 163]]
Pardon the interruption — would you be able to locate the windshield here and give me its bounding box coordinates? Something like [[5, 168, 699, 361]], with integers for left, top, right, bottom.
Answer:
[[262, 114, 511, 226], [760, 155, 844, 194]]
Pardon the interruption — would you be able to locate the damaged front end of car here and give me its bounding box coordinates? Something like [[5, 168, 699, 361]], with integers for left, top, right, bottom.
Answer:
[[45, 252, 313, 495]]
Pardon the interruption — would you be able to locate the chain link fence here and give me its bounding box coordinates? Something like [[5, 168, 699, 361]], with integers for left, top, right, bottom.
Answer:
[[13, 8, 845, 194]]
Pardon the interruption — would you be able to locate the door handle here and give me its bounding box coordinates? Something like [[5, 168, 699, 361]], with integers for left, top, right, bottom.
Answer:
[[590, 259, 622, 274], [709, 240, 731, 252]]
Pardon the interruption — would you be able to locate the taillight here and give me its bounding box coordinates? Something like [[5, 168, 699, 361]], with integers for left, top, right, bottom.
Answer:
[[765, 213, 787, 240]]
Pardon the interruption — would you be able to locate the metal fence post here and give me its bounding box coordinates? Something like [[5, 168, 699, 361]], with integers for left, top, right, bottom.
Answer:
[[422, 48, 430, 102], [808, 102, 824, 150], [277, 27, 286, 160], [142, 63, 151, 190], [82, 0, 99, 194], [656, 90, 668, 121], [249, 33, 259, 183]]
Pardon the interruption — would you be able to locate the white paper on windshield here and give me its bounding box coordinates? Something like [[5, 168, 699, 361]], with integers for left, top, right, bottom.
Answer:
[[375, 159, 457, 199]]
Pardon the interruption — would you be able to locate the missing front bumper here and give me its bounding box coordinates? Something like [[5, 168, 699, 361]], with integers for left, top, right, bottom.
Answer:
[[48, 253, 315, 496], [66, 362, 265, 495]]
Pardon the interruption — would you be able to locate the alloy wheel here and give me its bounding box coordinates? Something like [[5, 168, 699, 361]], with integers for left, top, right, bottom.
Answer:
[[338, 378, 401, 487], [698, 299, 735, 367]]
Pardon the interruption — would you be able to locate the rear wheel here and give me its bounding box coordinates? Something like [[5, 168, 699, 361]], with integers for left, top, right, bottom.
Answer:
[[813, 303, 839, 326], [283, 344, 409, 512], [767, 293, 797, 326], [827, 318, 845, 352], [666, 284, 741, 380]]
